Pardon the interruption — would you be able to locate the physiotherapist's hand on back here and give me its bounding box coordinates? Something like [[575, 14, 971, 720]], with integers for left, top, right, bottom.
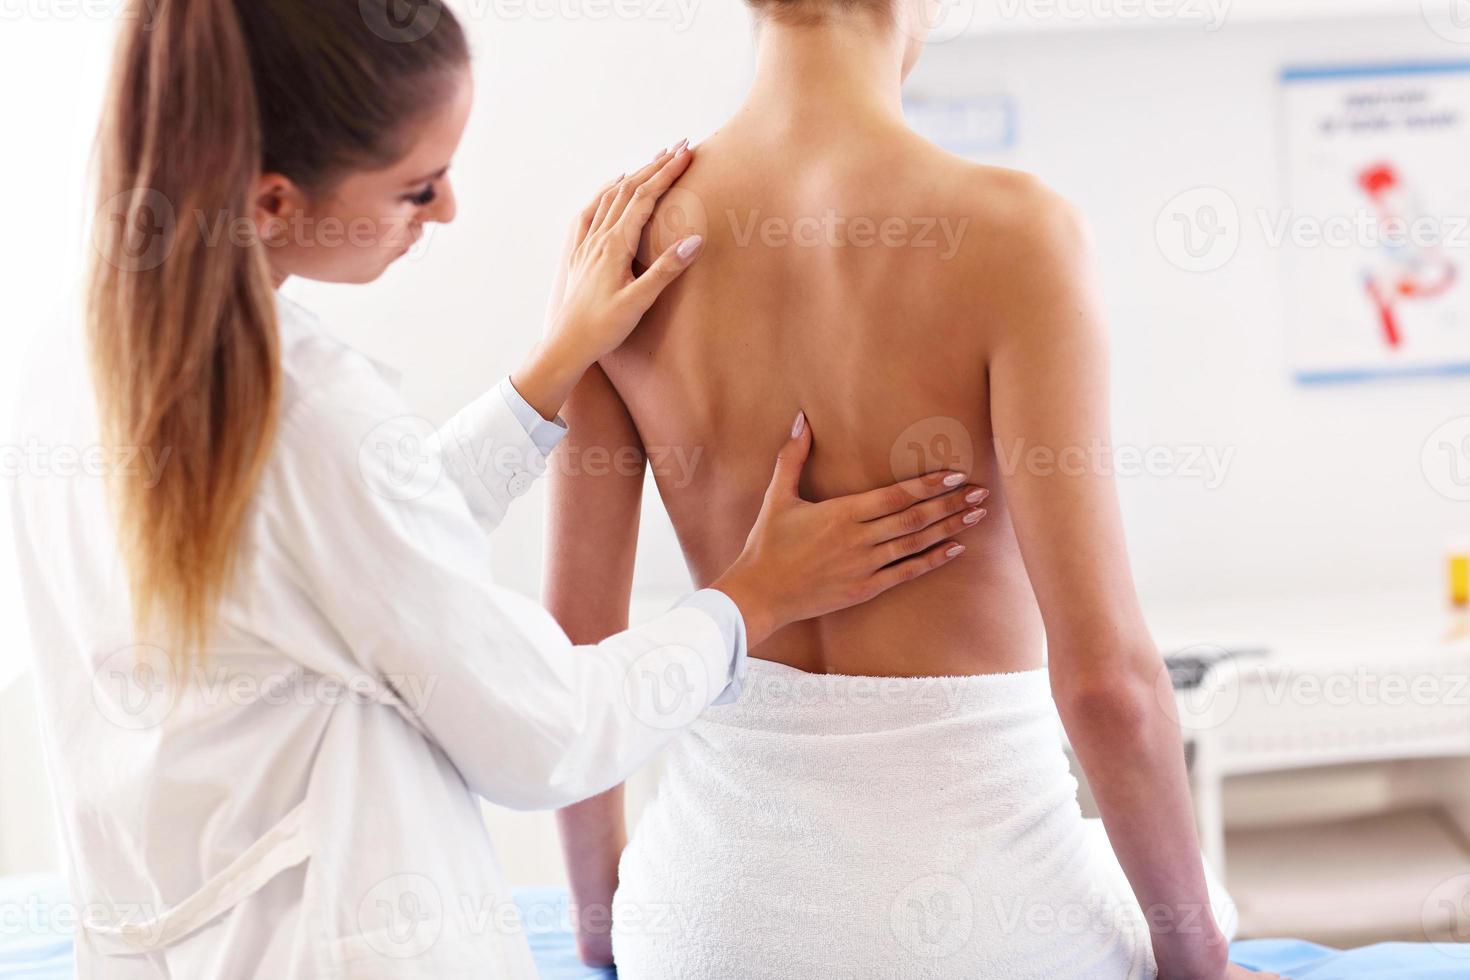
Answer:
[[514, 140, 704, 420], [713, 412, 988, 648]]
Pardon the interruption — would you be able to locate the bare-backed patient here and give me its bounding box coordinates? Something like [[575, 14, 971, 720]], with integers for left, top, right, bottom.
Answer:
[[547, 4, 1257, 979]]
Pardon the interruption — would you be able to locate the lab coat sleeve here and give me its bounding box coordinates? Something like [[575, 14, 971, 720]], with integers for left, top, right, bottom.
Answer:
[[435, 378, 568, 535], [264, 378, 746, 811]]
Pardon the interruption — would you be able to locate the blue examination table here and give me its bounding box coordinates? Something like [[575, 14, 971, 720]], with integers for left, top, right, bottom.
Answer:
[[2, 875, 1464, 978]]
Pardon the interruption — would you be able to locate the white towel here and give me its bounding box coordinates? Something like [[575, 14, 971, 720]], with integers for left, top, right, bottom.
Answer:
[[613, 657, 1236, 979]]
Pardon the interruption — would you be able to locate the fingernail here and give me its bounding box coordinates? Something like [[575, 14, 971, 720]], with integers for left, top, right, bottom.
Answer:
[[673, 137, 689, 152], [963, 508, 984, 525], [653, 146, 666, 161], [676, 235, 703, 260], [791, 411, 806, 438], [943, 473, 966, 488], [946, 545, 966, 559], [966, 488, 989, 504]]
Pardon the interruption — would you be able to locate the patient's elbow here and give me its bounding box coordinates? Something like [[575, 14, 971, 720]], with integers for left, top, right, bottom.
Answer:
[[1053, 663, 1164, 733]]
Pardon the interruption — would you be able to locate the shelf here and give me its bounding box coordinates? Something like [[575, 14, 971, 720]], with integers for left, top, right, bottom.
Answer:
[[960, 0, 1415, 36], [1228, 806, 1470, 943]]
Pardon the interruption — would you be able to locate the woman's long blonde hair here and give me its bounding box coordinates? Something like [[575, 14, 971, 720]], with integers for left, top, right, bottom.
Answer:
[[88, 0, 467, 656]]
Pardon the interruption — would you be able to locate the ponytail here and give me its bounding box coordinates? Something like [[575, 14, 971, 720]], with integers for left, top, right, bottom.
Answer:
[[87, 0, 468, 657]]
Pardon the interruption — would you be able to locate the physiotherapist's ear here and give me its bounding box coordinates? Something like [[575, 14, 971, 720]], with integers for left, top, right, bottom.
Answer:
[[252, 173, 308, 248]]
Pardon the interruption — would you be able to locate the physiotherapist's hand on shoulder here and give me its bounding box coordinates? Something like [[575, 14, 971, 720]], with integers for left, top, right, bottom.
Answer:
[[514, 139, 704, 421]]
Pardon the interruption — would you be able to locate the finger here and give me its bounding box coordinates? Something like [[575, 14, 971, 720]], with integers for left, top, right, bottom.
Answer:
[[864, 541, 966, 598], [849, 470, 973, 522], [578, 175, 622, 246], [865, 485, 988, 547], [877, 503, 987, 566], [600, 140, 690, 235], [619, 234, 704, 317], [764, 410, 812, 502], [592, 144, 681, 238], [589, 175, 626, 233], [612, 145, 696, 242]]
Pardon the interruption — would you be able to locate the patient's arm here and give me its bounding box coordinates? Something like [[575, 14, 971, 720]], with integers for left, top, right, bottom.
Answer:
[[989, 193, 1231, 979], [545, 364, 646, 968]]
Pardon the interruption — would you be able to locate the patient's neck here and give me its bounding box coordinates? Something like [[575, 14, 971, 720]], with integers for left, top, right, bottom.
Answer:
[[739, 18, 908, 137]]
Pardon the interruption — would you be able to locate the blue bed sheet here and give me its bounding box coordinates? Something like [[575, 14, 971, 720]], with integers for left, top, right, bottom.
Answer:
[[1229, 938, 1470, 979], [4, 874, 1468, 978]]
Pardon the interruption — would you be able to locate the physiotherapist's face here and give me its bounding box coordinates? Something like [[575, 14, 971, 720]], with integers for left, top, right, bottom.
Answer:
[[255, 68, 475, 286]]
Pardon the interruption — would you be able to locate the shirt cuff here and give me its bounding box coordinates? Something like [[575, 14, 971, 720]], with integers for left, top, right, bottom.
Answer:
[[673, 589, 749, 706], [498, 377, 569, 457]]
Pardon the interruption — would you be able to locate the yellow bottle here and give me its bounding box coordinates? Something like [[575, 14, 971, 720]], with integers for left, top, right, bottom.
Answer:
[[1453, 546, 1470, 611]]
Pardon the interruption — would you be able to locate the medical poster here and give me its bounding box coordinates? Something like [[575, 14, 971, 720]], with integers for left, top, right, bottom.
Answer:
[[1281, 62, 1470, 383]]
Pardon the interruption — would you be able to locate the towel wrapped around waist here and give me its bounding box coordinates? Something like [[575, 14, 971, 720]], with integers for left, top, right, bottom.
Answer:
[[613, 658, 1236, 980]]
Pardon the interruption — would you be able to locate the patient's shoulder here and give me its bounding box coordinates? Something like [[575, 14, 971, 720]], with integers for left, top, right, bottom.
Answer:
[[936, 156, 1089, 256]]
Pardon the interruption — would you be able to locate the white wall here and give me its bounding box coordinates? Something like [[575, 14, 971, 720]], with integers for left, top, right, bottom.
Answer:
[[908, 9, 1470, 608]]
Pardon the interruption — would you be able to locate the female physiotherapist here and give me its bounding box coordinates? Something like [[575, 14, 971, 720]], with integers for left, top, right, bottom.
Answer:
[[10, 1, 990, 977]]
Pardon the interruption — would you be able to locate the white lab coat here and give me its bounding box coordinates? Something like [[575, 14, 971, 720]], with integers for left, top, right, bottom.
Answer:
[[9, 295, 743, 979]]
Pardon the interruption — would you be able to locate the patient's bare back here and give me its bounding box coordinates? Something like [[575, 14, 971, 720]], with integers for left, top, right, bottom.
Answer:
[[603, 117, 1055, 678]]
